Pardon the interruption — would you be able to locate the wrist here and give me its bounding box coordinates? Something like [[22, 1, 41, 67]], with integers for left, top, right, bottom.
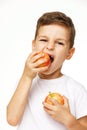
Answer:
[[18, 73, 33, 91], [22, 68, 35, 80], [64, 114, 77, 128], [22, 72, 33, 82]]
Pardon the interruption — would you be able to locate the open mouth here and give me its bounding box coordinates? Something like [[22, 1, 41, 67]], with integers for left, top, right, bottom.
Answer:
[[49, 55, 54, 63]]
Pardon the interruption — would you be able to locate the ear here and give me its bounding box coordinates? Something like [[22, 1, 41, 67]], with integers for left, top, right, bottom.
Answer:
[[32, 40, 35, 51], [66, 47, 75, 60]]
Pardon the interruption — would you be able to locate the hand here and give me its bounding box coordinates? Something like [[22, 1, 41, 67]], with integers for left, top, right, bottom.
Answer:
[[23, 51, 50, 79], [43, 96, 71, 125]]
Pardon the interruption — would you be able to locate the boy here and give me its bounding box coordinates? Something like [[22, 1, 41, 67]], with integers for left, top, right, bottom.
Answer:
[[7, 11, 87, 130]]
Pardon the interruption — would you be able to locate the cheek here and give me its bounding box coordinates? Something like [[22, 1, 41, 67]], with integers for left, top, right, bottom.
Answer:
[[33, 42, 45, 51], [56, 51, 68, 63]]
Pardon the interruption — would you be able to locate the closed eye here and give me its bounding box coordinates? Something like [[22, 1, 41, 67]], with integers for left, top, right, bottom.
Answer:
[[39, 39, 47, 42], [57, 42, 64, 45]]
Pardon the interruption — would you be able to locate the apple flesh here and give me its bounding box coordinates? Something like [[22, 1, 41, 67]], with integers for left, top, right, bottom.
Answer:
[[45, 92, 64, 105]]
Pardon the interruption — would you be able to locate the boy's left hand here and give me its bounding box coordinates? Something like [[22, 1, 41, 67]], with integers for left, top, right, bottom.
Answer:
[[43, 96, 71, 125]]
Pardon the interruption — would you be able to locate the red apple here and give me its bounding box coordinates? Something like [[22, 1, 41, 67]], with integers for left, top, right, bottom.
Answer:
[[37, 51, 51, 67], [45, 92, 64, 105]]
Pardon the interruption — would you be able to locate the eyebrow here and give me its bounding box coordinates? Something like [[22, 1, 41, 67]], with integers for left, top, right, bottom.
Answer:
[[56, 38, 68, 43], [38, 36, 47, 38]]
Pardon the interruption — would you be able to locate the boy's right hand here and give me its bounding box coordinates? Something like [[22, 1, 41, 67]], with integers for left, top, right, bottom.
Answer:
[[22, 51, 50, 80]]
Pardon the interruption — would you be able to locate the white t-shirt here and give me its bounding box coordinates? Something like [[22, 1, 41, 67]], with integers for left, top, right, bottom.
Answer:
[[17, 75, 87, 130]]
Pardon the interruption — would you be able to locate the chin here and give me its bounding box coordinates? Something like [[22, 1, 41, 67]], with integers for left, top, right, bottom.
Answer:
[[38, 69, 55, 79], [38, 66, 62, 79], [39, 71, 50, 76]]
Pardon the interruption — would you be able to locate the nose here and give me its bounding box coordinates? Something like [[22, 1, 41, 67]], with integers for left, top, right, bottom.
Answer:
[[46, 41, 54, 50]]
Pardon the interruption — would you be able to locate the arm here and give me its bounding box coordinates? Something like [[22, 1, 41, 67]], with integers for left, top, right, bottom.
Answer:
[[43, 96, 87, 130], [7, 51, 49, 126], [65, 115, 87, 130], [7, 73, 32, 126]]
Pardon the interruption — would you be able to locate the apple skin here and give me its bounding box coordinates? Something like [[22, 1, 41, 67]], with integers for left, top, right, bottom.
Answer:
[[44, 92, 64, 105], [37, 52, 51, 67]]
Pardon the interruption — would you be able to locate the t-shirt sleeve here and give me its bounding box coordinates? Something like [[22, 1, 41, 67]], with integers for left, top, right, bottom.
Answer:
[[75, 85, 87, 119]]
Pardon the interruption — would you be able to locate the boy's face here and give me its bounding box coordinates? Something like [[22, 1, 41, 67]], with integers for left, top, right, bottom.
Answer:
[[32, 24, 75, 78]]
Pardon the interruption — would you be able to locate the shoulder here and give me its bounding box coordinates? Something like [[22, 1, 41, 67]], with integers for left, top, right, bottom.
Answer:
[[65, 75, 86, 90], [63, 75, 87, 98]]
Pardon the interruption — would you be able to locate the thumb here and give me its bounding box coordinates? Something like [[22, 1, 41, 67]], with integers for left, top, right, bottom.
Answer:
[[63, 95, 70, 108]]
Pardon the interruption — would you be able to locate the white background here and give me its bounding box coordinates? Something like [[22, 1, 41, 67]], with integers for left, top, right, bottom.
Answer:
[[0, 0, 87, 129]]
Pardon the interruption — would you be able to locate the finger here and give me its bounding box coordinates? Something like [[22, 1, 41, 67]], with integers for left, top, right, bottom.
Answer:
[[32, 65, 49, 73], [63, 95, 69, 108], [49, 98, 59, 105], [43, 102, 55, 110], [26, 51, 41, 62], [31, 51, 45, 63], [44, 107, 55, 116]]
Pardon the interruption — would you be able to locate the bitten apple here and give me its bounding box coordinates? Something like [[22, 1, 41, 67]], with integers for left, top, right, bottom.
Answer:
[[44, 92, 64, 105], [37, 51, 51, 67]]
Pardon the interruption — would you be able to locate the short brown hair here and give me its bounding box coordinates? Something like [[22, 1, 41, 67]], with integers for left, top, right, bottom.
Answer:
[[34, 11, 76, 48]]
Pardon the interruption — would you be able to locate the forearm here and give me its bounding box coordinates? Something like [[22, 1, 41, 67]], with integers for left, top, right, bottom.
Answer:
[[7, 74, 32, 126], [65, 114, 87, 130]]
